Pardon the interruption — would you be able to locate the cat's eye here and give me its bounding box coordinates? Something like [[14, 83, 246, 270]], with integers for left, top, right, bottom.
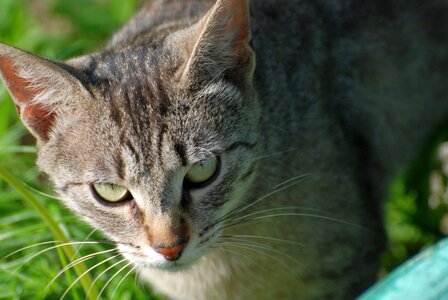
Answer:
[[185, 157, 219, 187], [91, 183, 132, 203]]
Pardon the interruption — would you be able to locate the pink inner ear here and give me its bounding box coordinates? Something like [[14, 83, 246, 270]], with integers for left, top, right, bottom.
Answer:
[[23, 103, 56, 140], [215, 0, 251, 61], [0, 57, 55, 140], [229, 1, 250, 45], [0, 57, 44, 105], [230, 15, 251, 59]]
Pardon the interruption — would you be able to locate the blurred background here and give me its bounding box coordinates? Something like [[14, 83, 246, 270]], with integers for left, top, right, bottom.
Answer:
[[0, 0, 447, 299]]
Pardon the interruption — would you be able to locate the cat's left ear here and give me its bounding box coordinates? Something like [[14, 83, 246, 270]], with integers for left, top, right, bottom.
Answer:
[[179, 0, 254, 85], [0, 43, 87, 143]]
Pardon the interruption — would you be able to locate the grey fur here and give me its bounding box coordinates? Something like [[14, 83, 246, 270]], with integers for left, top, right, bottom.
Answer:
[[0, 0, 447, 299]]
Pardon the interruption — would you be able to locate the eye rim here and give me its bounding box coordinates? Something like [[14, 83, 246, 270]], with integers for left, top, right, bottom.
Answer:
[[183, 156, 221, 190], [89, 182, 133, 207]]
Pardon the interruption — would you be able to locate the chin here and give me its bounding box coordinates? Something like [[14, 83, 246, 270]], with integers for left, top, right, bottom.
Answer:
[[126, 253, 203, 274], [118, 238, 215, 273], [154, 260, 196, 272]]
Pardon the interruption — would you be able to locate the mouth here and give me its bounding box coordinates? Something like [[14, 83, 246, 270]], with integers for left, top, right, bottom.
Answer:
[[138, 241, 215, 272], [157, 260, 194, 272], [134, 257, 197, 272]]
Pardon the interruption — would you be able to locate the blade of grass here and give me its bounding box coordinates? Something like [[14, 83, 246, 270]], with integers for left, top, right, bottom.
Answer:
[[0, 165, 99, 299], [0, 146, 37, 154]]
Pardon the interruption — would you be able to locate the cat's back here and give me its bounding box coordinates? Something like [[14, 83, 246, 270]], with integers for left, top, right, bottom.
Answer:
[[250, 0, 448, 174], [108, 0, 318, 52]]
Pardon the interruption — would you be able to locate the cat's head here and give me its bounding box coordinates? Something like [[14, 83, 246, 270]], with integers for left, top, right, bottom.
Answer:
[[0, 0, 260, 269]]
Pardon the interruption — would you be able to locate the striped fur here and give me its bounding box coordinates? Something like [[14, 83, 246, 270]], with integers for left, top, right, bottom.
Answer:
[[0, 0, 448, 299]]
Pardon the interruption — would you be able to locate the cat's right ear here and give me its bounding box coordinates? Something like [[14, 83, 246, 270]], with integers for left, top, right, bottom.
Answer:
[[0, 43, 87, 143], [178, 0, 254, 85]]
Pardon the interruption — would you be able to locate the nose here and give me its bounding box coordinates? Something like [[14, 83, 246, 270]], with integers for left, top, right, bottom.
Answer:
[[153, 241, 187, 261]]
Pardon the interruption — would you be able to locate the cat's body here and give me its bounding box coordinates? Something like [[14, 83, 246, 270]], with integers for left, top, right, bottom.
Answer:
[[0, 0, 447, 299]]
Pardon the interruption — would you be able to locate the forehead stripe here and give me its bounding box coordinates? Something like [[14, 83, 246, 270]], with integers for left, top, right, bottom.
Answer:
[[174, 142, 188, 166]]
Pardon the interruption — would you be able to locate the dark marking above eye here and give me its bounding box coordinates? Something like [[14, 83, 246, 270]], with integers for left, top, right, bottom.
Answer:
[[159, 101, 168, 116], [125, 141, 140, 164], [110, 103, 122, 127], [175, 142, 188, 166], [158, 123, 168, 160], [115, 154, 126, 180], [180, 104, 190, 114]]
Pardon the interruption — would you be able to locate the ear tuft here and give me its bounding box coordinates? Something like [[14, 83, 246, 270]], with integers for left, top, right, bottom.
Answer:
[[0, 44, 84, 142]]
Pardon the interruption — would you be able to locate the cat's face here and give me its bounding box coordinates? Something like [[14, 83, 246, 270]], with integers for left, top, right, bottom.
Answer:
[[0, 0, 258, 270], [40, 55, 259, 270]]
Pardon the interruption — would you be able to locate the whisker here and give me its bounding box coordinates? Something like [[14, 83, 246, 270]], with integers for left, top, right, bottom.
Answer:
[[71, 229, 98, 259], [46, 248, 117, 292], [213, 246, 259, 296], [0, 241, 114, 290], [9, 241, 116, 279], [252, 213, 368, 231], [110, 264, 138, 299], [220, 211, 369, 234], [232, 206, 321, 222], [135, 268, 146, 294], [218, 239, 302, 266], [236, 174, 311, 214], [215, 218, 254, 232], [135, 270, 142, 293], [222, 234, 305, 246], [218, 241, 300, 280], [2, 240, 60, 261], [213, 245, 257, 264], [208, 174, 311, 231], [86, 257, 128, 300], [3, 240, 115, 262], [97, 262, 132, 300], [60, 253, 121, 300]]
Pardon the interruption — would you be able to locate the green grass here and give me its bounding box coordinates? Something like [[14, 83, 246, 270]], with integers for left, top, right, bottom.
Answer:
[[0, 0, 447, 299], [381, 124, 448, 274], [0, 0, 155, 299]]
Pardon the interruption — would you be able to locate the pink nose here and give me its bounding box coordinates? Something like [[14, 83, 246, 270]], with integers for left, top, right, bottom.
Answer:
[[154, 242, 187, 261]]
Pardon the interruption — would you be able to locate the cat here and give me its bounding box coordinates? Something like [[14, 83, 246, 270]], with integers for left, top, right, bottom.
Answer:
[[0, 0, 447, 299]]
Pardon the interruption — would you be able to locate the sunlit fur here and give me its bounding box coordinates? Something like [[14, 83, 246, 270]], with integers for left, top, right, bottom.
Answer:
[[0, 0, 448, 299]]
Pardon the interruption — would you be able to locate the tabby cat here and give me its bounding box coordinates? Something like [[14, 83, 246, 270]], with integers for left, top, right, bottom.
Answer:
[[0, 0, 447, 299]]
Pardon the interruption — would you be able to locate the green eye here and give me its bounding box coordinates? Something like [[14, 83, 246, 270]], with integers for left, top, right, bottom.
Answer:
[[91, 183, 131, 203], [185, 157, 219, 186]]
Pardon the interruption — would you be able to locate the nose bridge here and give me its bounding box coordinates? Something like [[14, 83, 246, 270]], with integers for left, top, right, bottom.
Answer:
[[139, 170, 189, 260], [146, 212, 189, 248], [143, 166, 182, 211]]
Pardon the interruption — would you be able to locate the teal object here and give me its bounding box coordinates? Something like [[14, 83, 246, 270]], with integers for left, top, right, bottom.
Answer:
[[358, 238, 448, 300]]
